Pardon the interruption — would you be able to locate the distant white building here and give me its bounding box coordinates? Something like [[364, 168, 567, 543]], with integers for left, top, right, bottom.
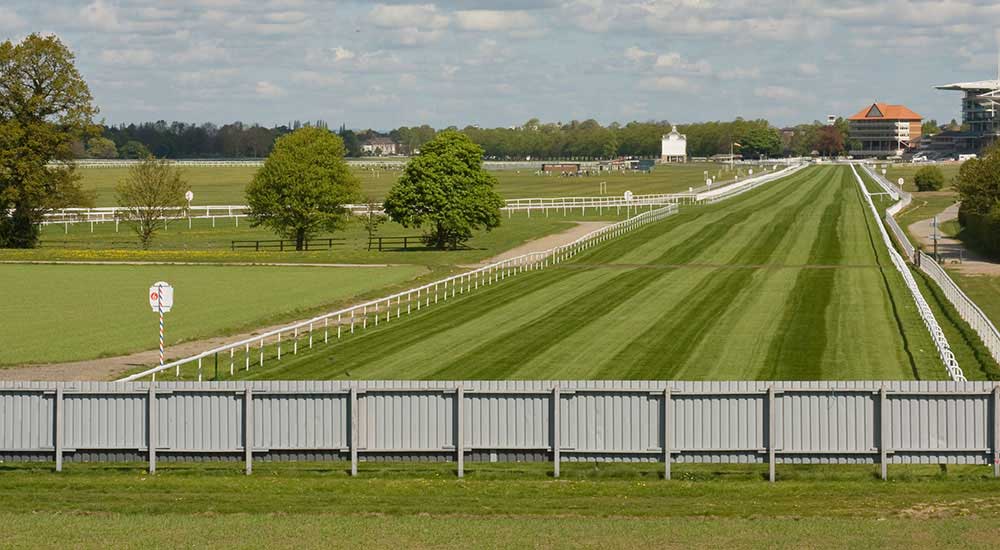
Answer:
[[361, 137, 399, 156], [661, 126, 687, 162]]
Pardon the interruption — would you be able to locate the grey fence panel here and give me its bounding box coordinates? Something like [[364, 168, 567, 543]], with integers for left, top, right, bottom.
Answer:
[[2, 381, 1000, 476], [158, 390, 244, 452], [64, 392, 146, 451], [0, 388, 54, 452]]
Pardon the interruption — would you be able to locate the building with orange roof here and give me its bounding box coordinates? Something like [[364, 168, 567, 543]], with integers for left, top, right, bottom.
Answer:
[[847, 102, 923, 158]]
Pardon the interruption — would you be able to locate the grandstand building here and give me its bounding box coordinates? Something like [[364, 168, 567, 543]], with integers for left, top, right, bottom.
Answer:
[[847, 102, 922, 158], [934, 79, 1000, 153]]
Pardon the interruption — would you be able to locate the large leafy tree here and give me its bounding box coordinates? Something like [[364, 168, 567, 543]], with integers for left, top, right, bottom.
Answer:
[[384, 131, 504, 249], [245, 127, 359, 250], [0, 34, 98, 248]]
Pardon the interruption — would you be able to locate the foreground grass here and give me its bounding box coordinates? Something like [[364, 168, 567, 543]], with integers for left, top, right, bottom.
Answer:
[[1, 462, 999, 548], [144, 165, 964, 382], [0, 263, 426, 365], [76, 163, 739, 205]]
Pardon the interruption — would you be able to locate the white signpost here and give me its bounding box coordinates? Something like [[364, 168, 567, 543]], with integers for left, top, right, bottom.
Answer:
[[149, 282, 174, 380], [185, 191, 194, 228]]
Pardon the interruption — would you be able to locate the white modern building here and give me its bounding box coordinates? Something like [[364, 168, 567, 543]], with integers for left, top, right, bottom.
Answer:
[[661, 126, 687, 162], [934, 79, 1000, 152]]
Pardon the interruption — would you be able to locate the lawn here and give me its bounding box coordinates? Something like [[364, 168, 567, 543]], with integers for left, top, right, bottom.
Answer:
[[0, 263, 426, 366], [3, 210, 622, 266], [1, 462, 999, 548], [885, 162, 964, 193], [150, 165, 978, 382], [75, 162, 739, 205]]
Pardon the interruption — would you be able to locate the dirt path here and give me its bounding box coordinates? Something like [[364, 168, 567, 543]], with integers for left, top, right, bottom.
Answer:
[[2, 221, 613, 382], [0, 318, 319, 382], [908, 203, 1000, 276], [464, 221, 613, 266]]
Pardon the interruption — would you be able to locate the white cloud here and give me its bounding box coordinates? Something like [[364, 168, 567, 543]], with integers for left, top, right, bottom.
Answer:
[[624, 46, 654, 62], [718, 67, 761, 80], [177, 68, 239, 86], [370, 4, 449, 30], [255, 80, 287, 98], [639, 76, 699, 93], [796, 63, 819, 76], [454, 10, 536, 31], [654, 52, 711, 75], [291, 71, 344, 88], [0, 7, 26, 29], [79, 0, 120, 31], [99, 48, 154, 66], [754, 85, 806, 102], [333, 47, 355, 62]]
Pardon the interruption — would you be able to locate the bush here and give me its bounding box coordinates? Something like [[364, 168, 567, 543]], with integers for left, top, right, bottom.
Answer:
[[914, 166, 945, 191]]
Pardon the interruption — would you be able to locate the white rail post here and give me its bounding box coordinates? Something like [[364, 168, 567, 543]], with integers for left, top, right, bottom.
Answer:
[[294, 327, 299, 354], [309, 323, 313, 348], [338, 314, 342, 338], [230, 348, 234, 376], [197, 357, 202, 382], [277, 332, 282, 360], [245, 343, 250, 370], [259, 338, 264, 367], [324, 318, 329, 344]]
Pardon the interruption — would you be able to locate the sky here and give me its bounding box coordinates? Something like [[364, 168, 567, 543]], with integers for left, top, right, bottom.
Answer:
[[2, 0, 999, 130]]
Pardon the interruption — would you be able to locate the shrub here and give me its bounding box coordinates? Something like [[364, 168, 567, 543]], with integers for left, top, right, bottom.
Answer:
[[914, 166, 945, 191]]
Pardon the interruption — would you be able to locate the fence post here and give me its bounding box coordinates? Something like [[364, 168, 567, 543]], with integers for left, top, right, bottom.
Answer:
[[244, 387, 253, 475], [663, 386, 671, 480], [456, 385, 464, 478], [767, 385, 775, 483], [880, 386, 888, 481], [148, 383, 156, 473], [350, 387, 358, 477], [552, 386, 560, 479], [993, 385, 999, 478], [54, 385, 64, 472]]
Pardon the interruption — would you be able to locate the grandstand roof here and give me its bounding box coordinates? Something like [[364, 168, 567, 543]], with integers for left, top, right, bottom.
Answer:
[[935, 80, 1000, 91], [848, 103, 922, 121]]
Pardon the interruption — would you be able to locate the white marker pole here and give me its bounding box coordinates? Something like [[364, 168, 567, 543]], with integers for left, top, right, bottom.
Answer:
[[157, 285, 166, 374]]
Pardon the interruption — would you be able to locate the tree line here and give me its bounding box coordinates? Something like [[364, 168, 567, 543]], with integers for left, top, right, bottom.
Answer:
[[82, 117, 857, 162]]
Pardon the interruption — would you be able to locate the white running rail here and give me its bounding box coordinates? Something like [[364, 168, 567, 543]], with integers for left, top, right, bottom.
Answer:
[[119, 203, 680, 382], [862, 164, 1000, 368], [850, 164, 965, 381], [694, 164, 807, 203]]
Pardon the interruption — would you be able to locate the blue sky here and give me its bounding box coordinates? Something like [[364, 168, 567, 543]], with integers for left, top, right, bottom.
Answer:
[[2, 1, 999, 129]]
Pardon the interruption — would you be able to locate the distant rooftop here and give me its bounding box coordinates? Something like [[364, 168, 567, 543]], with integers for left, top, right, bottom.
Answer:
[[848, 102, 922, 121]]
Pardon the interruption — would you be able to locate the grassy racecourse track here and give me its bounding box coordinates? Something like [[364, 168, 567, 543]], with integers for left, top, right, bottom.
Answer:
[[194, 164, 973, 382]]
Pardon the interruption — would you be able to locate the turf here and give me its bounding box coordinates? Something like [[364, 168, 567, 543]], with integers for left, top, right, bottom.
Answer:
[[0, 264, 426, 366], [159, 165, 961, 382], [884, 162, 963, 193], [1, 462, 999, 548], [75, 163, 741, 205], [10, 210, 619, 266]]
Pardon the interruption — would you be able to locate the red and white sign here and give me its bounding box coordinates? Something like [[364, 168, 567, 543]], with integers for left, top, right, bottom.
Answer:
[[149, 282, 174, 313]]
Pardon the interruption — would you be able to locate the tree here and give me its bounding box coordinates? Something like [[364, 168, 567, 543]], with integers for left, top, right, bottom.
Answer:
[[814, 126, 845, 156], [361, 195, 388, 250], [87, 137, 118, 158], [736, 126, 782, 158], [914, 166, 945, 192], [384, 131, 504, 249], [954, 145, 1000, 257], [119, 140, 150, 159], [245, 127, 359, 250], [0, 34, 98, 248], [922, 120, 940, 136], [115, 157, 187, 249]]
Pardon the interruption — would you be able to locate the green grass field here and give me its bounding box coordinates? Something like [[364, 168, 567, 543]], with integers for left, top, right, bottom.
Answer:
[[9, 210, 619, 266], [76, 162, 738, 205], [2, 462, 999, 548], [0, 264, 426, 366], [150, 164, 983, 382], [885, 162, 963, 193]]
